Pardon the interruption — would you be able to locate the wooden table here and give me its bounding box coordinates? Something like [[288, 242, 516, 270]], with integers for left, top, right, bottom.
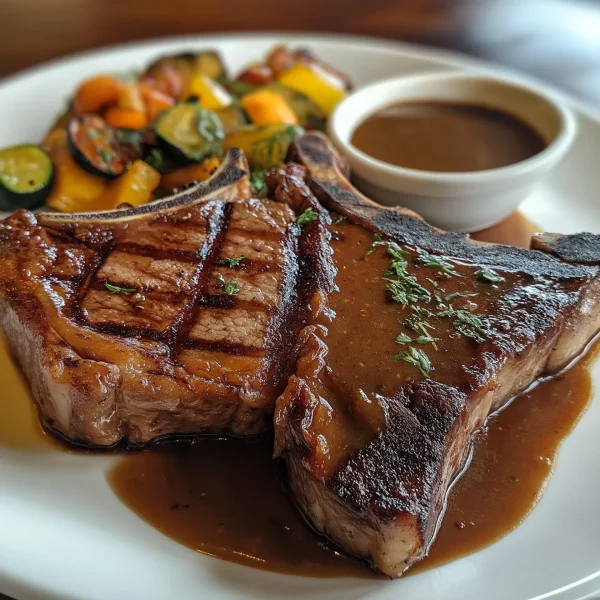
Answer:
[[1, 0, 600, 105], [0, 1, 598, 599]]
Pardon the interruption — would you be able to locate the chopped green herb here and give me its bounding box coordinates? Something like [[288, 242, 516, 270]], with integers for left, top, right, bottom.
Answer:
[[217, 256, 245, 268], [196, 106, 225, 143], [366, 233, 385, 257], [87, 129, 99, 140], [215, 272, 241, 296], [250, 168, 268, 193], [333, 215, 346, 225], [388, 242, 410, 261], [145, 148, 165, 171], [100, 148, 113, 165], [104, 282, 137, 295], [414, 249, 457, 276], [439, 306, 487, 343], [396, 333, 413, 344], [117, 129, 142, 152], [296, 207, 317, 225], [444, 291, 479, 302], [394, 346, 432, 379], [475, 267, 505, 284]]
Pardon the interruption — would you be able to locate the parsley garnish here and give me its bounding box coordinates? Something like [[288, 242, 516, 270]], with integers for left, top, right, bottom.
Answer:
[[215, 273, 240, 296], [87, 130, 99, 140], [250, 168, 268, 193], [217, 256, 245, 268], [394, 346, 432, 379], [333, 215, 346, 225], [296, 208, 317, 225], [475, 267, 505, 284], [104, 282, 137, 295]]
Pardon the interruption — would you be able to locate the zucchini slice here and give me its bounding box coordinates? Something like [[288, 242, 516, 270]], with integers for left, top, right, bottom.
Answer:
[[224, 124, 304, 169], [155, 103, 224, 163], [67, 116, 145, 179], [216, 104, 249, 135], [0, 145, 54, 211], [266, 84, 327, 131]]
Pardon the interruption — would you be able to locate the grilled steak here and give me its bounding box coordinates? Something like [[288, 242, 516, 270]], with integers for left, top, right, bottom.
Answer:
[[0, 149, 324, 446], [273, 133, 600, 577]]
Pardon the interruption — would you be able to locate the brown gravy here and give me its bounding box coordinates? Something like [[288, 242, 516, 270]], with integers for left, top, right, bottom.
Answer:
[[351, 102, 547, 172], [108, 353, 594, 577]]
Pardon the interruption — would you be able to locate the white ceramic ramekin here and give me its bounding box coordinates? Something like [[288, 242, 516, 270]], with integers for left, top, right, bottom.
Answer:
[[328, 72, 577, 232]]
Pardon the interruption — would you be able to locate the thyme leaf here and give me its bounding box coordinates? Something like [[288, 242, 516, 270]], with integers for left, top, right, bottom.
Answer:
[[296, 207, 317, 225], [394, 346, 432, 379], [217, 256, 245, 268], [104, 282, 137, 295], [215, 273, 240, 296], [475, 267, 505, 284]]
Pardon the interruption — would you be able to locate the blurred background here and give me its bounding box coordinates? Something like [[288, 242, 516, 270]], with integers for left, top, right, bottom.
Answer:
[[1, 0, 600, 104]]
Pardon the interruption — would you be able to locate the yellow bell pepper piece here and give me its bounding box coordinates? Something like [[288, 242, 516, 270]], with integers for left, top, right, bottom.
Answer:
[[277, 63, 346, 116], [240, 89, 298, 126], [184, 74, 232, 110], [44, 129, 108, 213], [100, 160, 161, 208]]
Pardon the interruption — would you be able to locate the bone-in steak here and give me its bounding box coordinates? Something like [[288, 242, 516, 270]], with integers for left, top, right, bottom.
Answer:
[[273, 134, 600, 577], [0, 150, 322, 446]]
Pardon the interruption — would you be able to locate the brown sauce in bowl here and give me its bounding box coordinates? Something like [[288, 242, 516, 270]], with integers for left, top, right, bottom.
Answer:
[[351, 102, 547, 172]]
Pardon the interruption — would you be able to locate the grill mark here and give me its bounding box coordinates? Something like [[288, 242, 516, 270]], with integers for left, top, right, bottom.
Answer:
[[68, 244, 115, 322], [170, 202, 235, 357], [227, 225, 288, 242], [178, 338, 267, 357], [114, 243, 206, 263], [195, 294, 276, 314]]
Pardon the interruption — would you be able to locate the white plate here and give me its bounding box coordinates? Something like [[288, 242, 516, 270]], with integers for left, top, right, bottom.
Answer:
[[1, 33, 599, 600]]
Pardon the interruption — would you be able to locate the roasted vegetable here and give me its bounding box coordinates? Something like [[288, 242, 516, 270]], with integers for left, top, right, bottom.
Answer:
[[216, 104, 249, 135], [73, 75, 123, 115], [277, 63, 346, 115], [184, 74, 232, 109], [44, 129, 107, 213], [0, 145, 54, 211], [224, 124, 304, 169], [143, 51, 228, 100], [192, 52, 228, 81], [155, 102, 224, 163], [100, 160, 160, 208], [265, 84, 326, 130], [236, 63, 274, 86], [240, 89, 298, 126], [105, 106, 147, 130], [140, 84, 174, 123], [67, 115, 144, 178], [158, 157, 221, 194]]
